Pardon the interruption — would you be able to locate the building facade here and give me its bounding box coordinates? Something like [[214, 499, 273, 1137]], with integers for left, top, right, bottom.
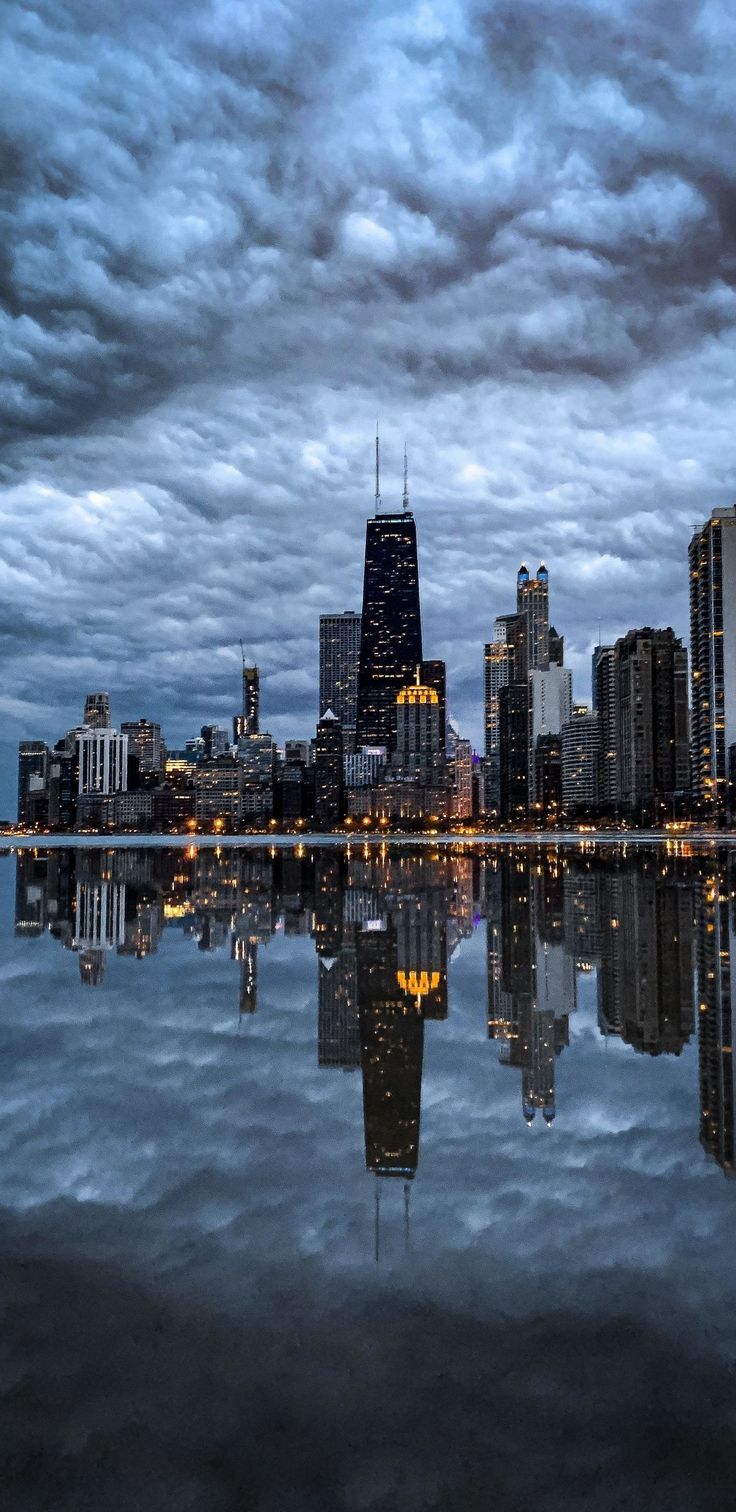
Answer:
[[484, 624, 515, 813], [689, 506, 736, 813], [17, 741, 48, 827], [314, 710, 344, 826], [615, 628, 689, 813], [121, 719, 163, 776], [356, 511, 423, 749], [516, 563, 550, 675], [83, 692, 111, 730], [77, 728, 128, 797], [319, 612, 361, 732], [592, 646, 617, 806], [561, 710, 600, 810]]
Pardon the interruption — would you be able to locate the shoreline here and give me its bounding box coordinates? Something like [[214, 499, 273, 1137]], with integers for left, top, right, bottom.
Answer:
[[3, 829, 734, 849]]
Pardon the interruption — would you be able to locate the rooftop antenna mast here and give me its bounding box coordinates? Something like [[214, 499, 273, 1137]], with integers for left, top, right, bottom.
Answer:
[[375, 424, 382, 515], [403, 442, 409, 511]]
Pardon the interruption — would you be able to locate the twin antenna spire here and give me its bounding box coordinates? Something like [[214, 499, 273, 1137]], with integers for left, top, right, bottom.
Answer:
[[374, 426, 410, 514]]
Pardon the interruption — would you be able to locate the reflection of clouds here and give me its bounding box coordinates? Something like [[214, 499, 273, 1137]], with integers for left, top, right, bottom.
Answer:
[[2, 853, 735, 1300], [4, 845, 736, 1500], [2, 1237, 736, 1512]]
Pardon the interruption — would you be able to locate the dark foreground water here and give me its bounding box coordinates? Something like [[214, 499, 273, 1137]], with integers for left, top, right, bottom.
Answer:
[[2, 842, 736, 1511]]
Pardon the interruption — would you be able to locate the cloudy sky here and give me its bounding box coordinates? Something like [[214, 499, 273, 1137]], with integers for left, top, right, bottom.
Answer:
[[3, 0, 736, 792]]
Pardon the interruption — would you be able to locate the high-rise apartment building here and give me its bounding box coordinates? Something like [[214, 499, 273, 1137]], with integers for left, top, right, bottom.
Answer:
[[499, 682, 530, 821], [561, 710, 600, 810], [592, 646, 617, 806], [356, 462, 423, 750], [615, 628, 690, 812], [83, 693, 111, 729], [121, 719, 163, 776], [419, 659, 446, 749], [17, 741, 49, 827], [201, 724, 230, 758], [319, 612, 361, 731], [237, 733, 275, 820], [77, 728, 128, 796], [516, 563, 550, 674], [484, 620, 515, 813], [689, 505, 736, 812], [314, 710, 344, 827], [395, 677, 442, 781], [529, 665, 572, 801]]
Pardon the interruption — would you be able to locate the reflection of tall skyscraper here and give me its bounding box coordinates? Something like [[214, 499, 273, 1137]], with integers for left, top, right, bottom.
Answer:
[[356, 444, 423, 749], [597, 860, 694, 1055], [357, 923, 424, 1179], [487, 855, 573, 1122], [74, 864, 126, 986], [14, 850, 48, 935], [696, 863, 736, 1175], [234, 937, 258, 1014], [318, 937, 360, 1068]]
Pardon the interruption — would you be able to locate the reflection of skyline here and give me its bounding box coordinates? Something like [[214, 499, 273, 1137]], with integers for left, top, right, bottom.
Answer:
[[11, 844, 736, 1180], [696, 859, 736, 1177]]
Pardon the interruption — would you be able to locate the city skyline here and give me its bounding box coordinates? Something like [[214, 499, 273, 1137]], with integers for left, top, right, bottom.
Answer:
[[5, 2, 736, 820]]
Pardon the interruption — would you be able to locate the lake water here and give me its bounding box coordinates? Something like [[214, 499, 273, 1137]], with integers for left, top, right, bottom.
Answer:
[[2, 842, 735, 1510]]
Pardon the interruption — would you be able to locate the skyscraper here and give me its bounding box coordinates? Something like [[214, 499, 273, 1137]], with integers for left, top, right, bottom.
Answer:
[[356, 440, 423, 749], [499, 682, 530, 821], [592, 645, 617, 806], [689, 505, 736, 813], [528, 665, 573, 802], [419, 659, 446, 748], [395, 676, 442, 781], [561, 709, 600, 810], [77, 728, 128, 796], [234, 663, 260, 742], [17, 741, 48, 827], [517, 563, 550, 674], [83, 692, 111, 729], [319, 611, 361, 732], [121, 719, 163, 776], [314, 710, 344, 826], [483, 619, 515, 813], [615, 627, 690, 814]]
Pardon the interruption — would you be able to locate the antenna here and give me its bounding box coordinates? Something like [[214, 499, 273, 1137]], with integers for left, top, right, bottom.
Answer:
[[374, 1179, 380, 1264], [403, 441, 409, 511], [375, 424, 382, 514], [239, 638, 245, 668]]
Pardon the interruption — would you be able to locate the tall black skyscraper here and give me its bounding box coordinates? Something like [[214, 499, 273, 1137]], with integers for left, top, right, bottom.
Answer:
[[356, 439, 423, 750]]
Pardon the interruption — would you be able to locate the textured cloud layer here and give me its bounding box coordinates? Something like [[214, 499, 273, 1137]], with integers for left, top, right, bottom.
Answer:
[[3, 0, 736, 772]]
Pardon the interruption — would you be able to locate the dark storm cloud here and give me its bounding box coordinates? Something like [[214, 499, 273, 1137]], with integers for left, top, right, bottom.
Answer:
[[2, 0, 736, 765]]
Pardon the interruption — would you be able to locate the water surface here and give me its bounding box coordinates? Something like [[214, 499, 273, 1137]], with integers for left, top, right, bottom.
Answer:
[[2, 843, 735, 1510]]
